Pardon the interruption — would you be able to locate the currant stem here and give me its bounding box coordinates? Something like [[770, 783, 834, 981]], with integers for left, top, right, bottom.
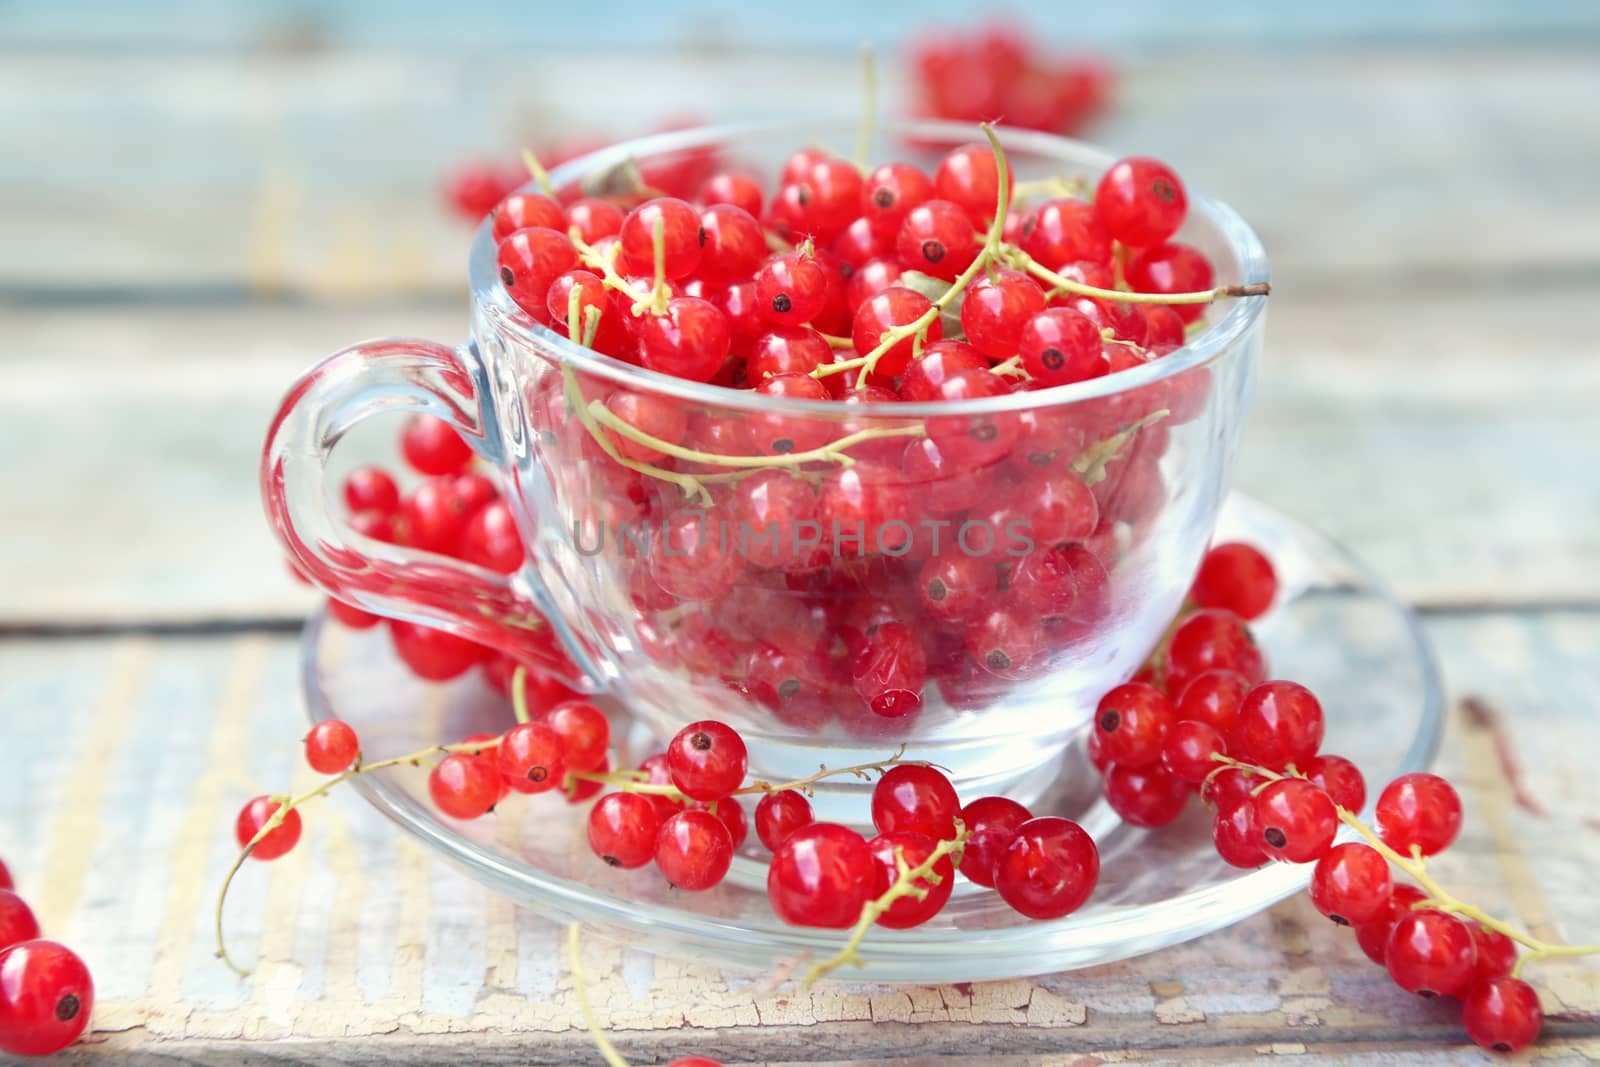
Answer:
[[991, 355, 1028, 378], [817, 331, 856, 349], [639, 214, 670, 316], [853, 45, 878, 172], [568, 230, 651, 315], [214, 737, 501, 977], [560, 366, 712, 505], [511, 665, 531, 724], [736, 744, 932, 798], [801, 821, 970, 987], [520, 149, 557, 198], [1005, 247, 1270, 305], [1011, 175, 1089, 203], [1208, 754, 1600, 974], [567, 924, 630, 1067]]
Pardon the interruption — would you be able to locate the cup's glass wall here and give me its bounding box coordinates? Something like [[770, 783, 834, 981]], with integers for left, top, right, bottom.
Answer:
[[468, 121, 1266, 804]]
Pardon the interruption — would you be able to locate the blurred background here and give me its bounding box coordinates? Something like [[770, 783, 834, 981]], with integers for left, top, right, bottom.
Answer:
[[2, 0, 1598, 628]]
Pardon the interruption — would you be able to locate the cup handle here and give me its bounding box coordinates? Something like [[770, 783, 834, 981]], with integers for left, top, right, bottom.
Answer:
[[262, 337, 590, 686]]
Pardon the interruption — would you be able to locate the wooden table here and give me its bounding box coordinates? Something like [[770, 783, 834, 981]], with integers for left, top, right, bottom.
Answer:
[[2, 41, 1598, 1065]]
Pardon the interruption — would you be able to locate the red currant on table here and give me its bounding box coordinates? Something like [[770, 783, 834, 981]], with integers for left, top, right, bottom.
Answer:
[[0, 940, 94, 1057], [427, 753, 500, 820], [666, 720, 748, 802], [1470, 924, 1519, 984], [867, 831, 954, 929], [994, 816, 1099, 919], [497, 722, 567, 795], [957, 795, 1031, 888], [1385, 909, 1479, 998], [1308, 842, 1392, 926], [653, 809, 734, 891], [767, 823, 875, 928], [1093, 157, 1188, 247], [0, 891, 40, 953], [235, 796, 302, 860], [1251, 779, 1337, 863], [1354, 884, 1428, 965], [871, 765, 960, 840], [1191, 542, 1278, 621], [754, 790, 813, 852], [304, 719, 360, 775], [588, 792, 662, 870], [1463, 976, 1543, 1054], [1374, 773, 1462, 857]]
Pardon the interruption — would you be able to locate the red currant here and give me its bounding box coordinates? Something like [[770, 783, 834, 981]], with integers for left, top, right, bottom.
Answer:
[[1161, 720, 1228, 784], [899, 341, 989, 403], [1093, 157, 1188, 247], [896, 200, 979, 280], [588, 792, 662, 869], [653, 809, 734, 891], [925, 369, 1019, 468], [327, 597, 379, 630], [994, 816, 1099, 919], [863, 162, 934, 239], [934, 142, 1012, 227], [389, 621, 486, 681], [1095, 682, 1175, 769], [566, 197, 625, 244], [1463, 976, 1542, 1054], [756, 250, 829, 326], [1354, 884, 1427, 965], [491, 190, 566, 242], [754, 790, 814, 852], [1174, 670, 1249, 739], [1020, 198, 1111, 266], [342, 466, 399, 515], [498, 227, 579, 312], [695, 204, 766, 286], [957, 795, 1031, 888], [648, 506, 747, 602], [400, 414, 472, 476], [871, 765, 959, 841], [1191, 542, 1277, 621], [458, 499, 526, 575], [235, 796, 302, 860], [666, 721, 748, 802], [1375, 773, 1462, 858], [917, 554, 999, 626], [1163, 609, 1266, 695], [701, 796, 748, 850], [1211, 799, 1266, 868], [0, 892, 40, 953], [700, 172, 764, 218], [767, 823, 875, 928], [963, 603, 1045, 679], [1008, 543, 1108, 621], [1104, 763, 1189, 828], [497, 722, 567, 795], [619, 198, 704, 280], [867, 831, 954, 928], [1304, 754, 1367, 813], [428, 754, 500, 819], [540, 700, 608, 774], [747, 327, 833, 382], [850, 621, 928, 718], [602, 390, 690, 463], [636, 297, 733, 382], [1251, 779, 1337, 863], [1308, 842, 1392, 925], [1386, 909, 1478, 998], [1234, 681, 1325, 772], [1471, 924, 1519, 984], [1126, 243, 1214, 325], [0, 940, 94, 1057], [305, 719, 360, 775], [959, 269, 1047, 361], [851, 287, 939, 379]]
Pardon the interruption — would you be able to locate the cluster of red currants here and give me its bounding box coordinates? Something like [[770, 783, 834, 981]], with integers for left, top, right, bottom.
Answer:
[[909, 21, 1111, 136], [1084, 544, 1546, 1055], [0, 859, 95, 1057]]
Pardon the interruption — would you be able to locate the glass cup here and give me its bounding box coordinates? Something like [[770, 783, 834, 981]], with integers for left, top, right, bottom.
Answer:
[[263, 119, 1269, 814]]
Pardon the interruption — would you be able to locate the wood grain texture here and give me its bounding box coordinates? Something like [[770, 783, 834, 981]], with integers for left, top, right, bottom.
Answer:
[[1, 49, 1598, 293], [1, 618, 1594, 1064], [1, 287, 1595, 625]]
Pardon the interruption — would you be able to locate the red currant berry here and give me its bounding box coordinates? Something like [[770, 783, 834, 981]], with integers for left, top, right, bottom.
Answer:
[[959, 269, 1047, 361], [845, 256, 903, 308], [831, 215, 889, 270], [498, 227, 579, 312], [1020, 198, 1112, 266], [539, 700, 608, 775], [867, 831, 955, 929], [767, 823, 875, 928], [491, 191, 566, 242], [1093, 157, 1188, 247], [934, 142, 1013, 228], [790, 157, 865, 238], [1235, 681, 1325, 772], [235, 796, 303, 860], [636, 296, 733, 382], [1017, 306, 1110, 387], [694, 204, 765, 286], [1463, 976, 1543, 1054], [1126, 243, 1214, 325], [994, 816, 1099, 920], [1471, 924, 1519, 984], [1191, 542, 1278, 621], [389, 620, 486, 681], [756, 250, 829, 326], [342, 466, 399, 515], [916, 554, 999, 626], [1211, 799, 1266, 868], [1354, 884, 1427, 965], [1144, 304, 1186, 347], [852, 287, 940, 380], [1375, 773, 1462, 857], [305, 719, 360, 775], [0, 892, 40, 953], [1386, 909, 1478, 998], [400, 414, 472, 476], [0, 940, 94, 1057], [754, 790, 813, 852], [851, 621, 928, 719], [397, 477, 475, 555], [957, 795, 1031, 888], [653, 809, 734, 891], [871, 765, 959, 841], [749, 373, 832, 455], [496, 722, 567, 795], [602, 390, 690, 463], [863, 162, 934, 240], [428, 753, 500, 819], [1304, 754, 1367, 813], [666, 720, 748, 802], [1104, 763, 1190, 828], [899, 340, 988, 402], [1095, 682, 1175, 769], [1161, 720, 1228, 784], [327, 596, 380, 630], [700, 172, 764, 217], [1175, 670, 1250, 739], [896, 199, 979, 280], [1008, 543, 1108, 621], [566, 197, 625, 244], [1163, 609, 1266, 696], [619, 198, 704, 280], [588, 792, 662, 870], [648, 505, 747, 602], [1251, 778, 1337, 863], [699, 796, 748, 850], [458, 499, 525, 575], [747, 326, 833, 382], [1201, 765, 1259, 810], [1308, 842, 1392, 925]]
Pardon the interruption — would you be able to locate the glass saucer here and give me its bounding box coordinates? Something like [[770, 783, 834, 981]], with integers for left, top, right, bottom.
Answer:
[[301, 493, 1443, 982]]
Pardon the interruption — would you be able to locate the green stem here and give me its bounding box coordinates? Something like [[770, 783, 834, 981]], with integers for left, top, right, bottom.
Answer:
[[1005, 246, 1270, 305], [560, 367, 712, 505], [511, 665, 531, 724], [520, 149, 557, 198], [567, 925, 630, 1067], [853, 45, 878, 171]]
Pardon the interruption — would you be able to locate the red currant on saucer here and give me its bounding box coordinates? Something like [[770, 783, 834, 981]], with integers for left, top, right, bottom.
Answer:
[[994, 816, 1099, 920], [666, 721, 749, 802], [871, 765, 959, 840], [1463, 977, 1542, 1054], [867, 832, 954, 928], [654, 809, 734, 891], [1386, 909, 1478, 998], [588, 792, 662, 870], [767, 823, 875, 928]]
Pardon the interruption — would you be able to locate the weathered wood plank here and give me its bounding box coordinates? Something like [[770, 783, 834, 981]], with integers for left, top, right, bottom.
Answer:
[[1, 49, 1597, 292], [1, 613, 1596, 1062], [1, 287, 1594, 625]]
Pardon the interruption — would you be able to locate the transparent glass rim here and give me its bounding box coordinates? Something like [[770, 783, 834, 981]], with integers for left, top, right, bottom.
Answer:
[[467, 118, 1271, 420], [300, 494, 1442, 979]]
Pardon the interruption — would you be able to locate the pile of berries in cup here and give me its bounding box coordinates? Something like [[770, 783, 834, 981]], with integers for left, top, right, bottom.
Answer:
[[0, 859, 95, 1058]]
